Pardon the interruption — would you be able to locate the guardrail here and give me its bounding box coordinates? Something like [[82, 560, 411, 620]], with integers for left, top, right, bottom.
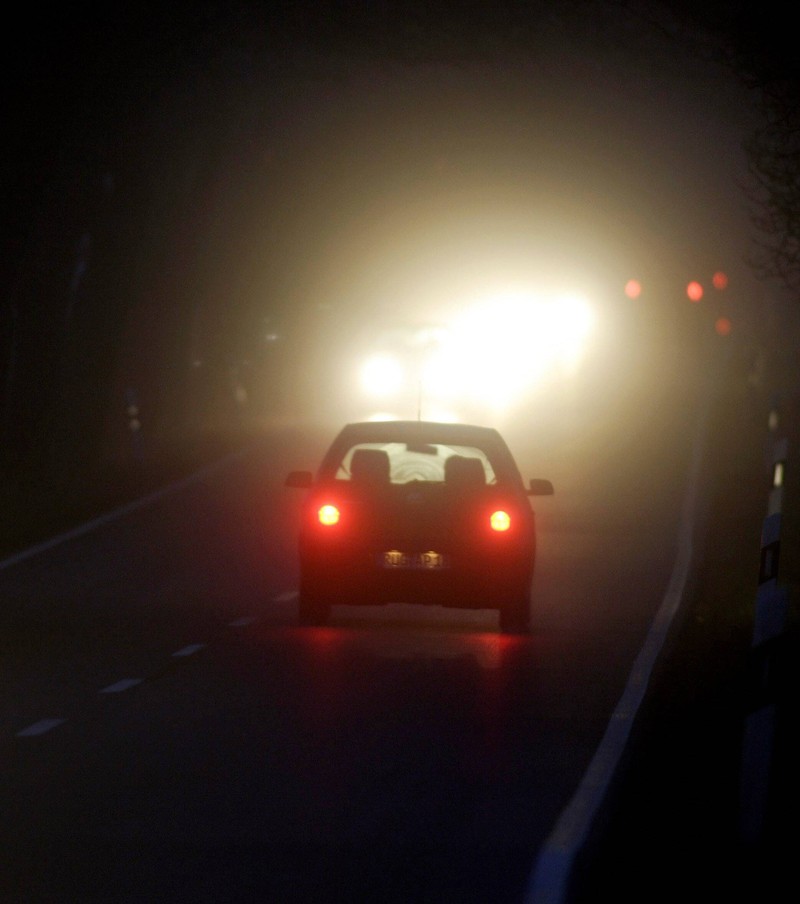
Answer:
[[739, 393, 796, 843]]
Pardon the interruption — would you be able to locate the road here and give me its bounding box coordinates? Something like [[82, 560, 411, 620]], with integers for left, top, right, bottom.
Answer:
[[0, 366, 705, 903]]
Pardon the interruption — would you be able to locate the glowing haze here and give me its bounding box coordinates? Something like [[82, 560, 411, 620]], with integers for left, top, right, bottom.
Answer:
[[354, 288, 595, 423]]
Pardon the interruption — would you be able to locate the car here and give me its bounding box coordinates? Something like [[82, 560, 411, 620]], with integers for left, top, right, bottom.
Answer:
[[285, 420, 553, 633]]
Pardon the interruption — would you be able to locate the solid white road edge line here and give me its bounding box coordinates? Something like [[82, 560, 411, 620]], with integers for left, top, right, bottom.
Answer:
[[100, 679, 143, 694], [0, 448, 252, 572], [525, 382, 714, 904], [172, 644, 206, 657], [16, 718, 66, 737]]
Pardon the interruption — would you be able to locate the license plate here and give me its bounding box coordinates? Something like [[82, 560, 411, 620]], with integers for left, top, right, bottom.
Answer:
[[381, 550, 448, 570]]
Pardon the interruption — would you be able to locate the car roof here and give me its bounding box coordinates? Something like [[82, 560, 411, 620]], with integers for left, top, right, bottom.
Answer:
[[333, 420, 505, 444]]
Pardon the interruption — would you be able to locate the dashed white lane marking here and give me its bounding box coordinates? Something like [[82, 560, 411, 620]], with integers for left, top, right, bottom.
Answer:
[[172, 644, 206, 658], [11, 599, 280, 740], [10, 616, 266, 738], [274, 590, 299, 602], [100, 679, 143, 694], [16, 719, 66, 737]]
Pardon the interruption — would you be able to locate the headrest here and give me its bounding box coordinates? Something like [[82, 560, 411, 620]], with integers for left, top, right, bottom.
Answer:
[[350, 448, 391, 484], [444, 455, 485, 486]]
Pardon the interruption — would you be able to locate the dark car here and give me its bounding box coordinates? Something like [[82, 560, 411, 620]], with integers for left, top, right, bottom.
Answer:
[[285, 420, 553, 633]]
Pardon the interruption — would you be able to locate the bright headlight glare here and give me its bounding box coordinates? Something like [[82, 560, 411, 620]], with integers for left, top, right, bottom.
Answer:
[[352, 288, 595, 418], [360, 354, 404, 398]]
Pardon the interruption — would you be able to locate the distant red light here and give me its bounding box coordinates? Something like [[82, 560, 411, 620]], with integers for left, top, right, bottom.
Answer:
[[712, 271, 729, 290], [624, 279, 642, 299], [715, 317, 732, 336], [686, 281, 704, 302]]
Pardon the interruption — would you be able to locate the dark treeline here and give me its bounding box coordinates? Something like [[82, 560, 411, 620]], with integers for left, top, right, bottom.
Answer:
[[2, 7, 268, 490]]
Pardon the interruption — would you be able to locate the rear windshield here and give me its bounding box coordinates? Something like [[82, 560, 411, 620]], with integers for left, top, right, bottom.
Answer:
[[334, 442, 498, 486]]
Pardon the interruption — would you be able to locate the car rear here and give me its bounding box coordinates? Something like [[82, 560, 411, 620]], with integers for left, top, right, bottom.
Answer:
[[299, 477, 534, 607], [295, 422, 538, 628]]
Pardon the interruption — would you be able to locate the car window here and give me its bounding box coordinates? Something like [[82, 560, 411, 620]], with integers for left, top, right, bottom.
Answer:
[[335, 442, 497, 485]]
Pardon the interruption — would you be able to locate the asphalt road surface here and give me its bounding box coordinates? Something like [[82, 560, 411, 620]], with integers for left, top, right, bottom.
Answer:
[[0, 365, 706, 904]]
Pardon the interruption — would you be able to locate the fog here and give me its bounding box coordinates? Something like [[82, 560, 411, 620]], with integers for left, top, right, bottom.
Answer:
[[2, 3, 785, 513]]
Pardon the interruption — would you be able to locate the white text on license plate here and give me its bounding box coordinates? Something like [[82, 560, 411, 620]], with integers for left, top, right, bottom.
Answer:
[[382, 550, 447, 570]]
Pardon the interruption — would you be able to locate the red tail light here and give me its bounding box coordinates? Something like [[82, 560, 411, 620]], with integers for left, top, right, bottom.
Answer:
[[489, 509, 511, 532], [317, 504, 341, 526]]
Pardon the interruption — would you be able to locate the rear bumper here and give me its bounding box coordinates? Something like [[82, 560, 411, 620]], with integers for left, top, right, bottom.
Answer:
[[299, 545, 534, 609]]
